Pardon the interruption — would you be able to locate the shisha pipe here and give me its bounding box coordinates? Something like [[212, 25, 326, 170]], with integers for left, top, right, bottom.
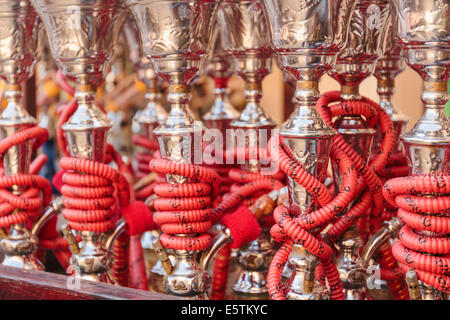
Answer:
[[217, 0, 285, 300], [383, 0, 450, 300], [31, 0, 152, 286], [316, 0, 408, 300], [360, 14, 410, 300], [0, 0, 54, 271], [122, 16, 168, 290], [262, 0, 357, 300], [202, 22, 240, 299], [126, 0, 222, 299], [127, 0, 266, 298]]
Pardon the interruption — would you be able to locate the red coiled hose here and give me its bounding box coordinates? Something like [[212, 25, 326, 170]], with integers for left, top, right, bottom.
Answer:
[[0, 126, 52, 230], [316, 91, 409, 299], [209, 148, 285, 300], [267, 139, 358, 300], [383, 175, 450, 294], [60, 157, 130, 233], [316, 91, 395, 233], [132, 134, 159, 180], [150, 158, 220, 251]]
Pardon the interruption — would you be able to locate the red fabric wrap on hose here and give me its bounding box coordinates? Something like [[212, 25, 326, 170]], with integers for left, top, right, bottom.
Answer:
[[150, 158, 220, 251], [383, 175, 450, 294]]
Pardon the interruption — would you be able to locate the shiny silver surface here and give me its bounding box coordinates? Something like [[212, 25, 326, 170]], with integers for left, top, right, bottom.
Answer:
[[374, 48, 409, 153], [70, 231, 113, 283], [232, 230, 274, 298], [166, 250, 211, 299], [373, 9, 409, 153], [329, 0, 390, 98], [32, 0, 126, 87], [123, 16, 167, 149], [335, 229, 367, 300], [203, 22, 239, 134], [285, 245, 329, 300], [392, 0, 450, 175], [126, 0, 217, 171], [63, 88, 111, 163], [0, 1, 43, 270], [331, 116, 375, 195], [217, 0, 276, 130]]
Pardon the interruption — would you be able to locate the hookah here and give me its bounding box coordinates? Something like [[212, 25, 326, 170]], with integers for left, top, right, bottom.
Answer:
[[262, 0, 358, 300], [32, 0, 153, 288], [216, 0, 285, 300], [312, 0, 410, 300], [383, 0, 450, 300], [373, 27, 409, 185], [104, 41, 134, 165], [126, 0, 224, 299], [360, 11, 411, 300], [202, 23, 240, 299], [123, 15, 168, 290], [127, 0, 270, 299], [0, 0, 55, 271]]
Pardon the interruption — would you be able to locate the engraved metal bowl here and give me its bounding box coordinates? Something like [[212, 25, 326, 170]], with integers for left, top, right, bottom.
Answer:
[[31, 0, 127, 87], [262, 0, 356, 80], [126, 0, 218, 84], [0, 0, 40, 84]]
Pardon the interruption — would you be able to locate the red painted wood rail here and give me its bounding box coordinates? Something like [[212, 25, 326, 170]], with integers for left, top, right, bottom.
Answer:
[[0, 265, 182, 300]]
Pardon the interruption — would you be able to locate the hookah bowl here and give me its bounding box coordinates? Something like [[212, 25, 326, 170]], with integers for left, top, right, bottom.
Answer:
[[203, 21, 239, 136], [126, 0, 218, 299], [216, 0, 277, 299], [0, 0, 49, 270], [325, 0, 391, 300], [387, 0, 450, 300], [31, 0, 127, 282], [262, 0, 356, 299]]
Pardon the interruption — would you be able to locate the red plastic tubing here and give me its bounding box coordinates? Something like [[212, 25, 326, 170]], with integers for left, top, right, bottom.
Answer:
[[317, 91, 409, 299], [316, 91, 395, 233], [59, 157, 130, 233], [150, 158, 220, 251], [267, 137, 358, 300], [0, 126, 52, 229], [383, 175, 450, 294]]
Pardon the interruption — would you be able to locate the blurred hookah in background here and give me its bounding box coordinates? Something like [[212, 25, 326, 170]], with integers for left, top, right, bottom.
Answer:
[[32, 0, 154, 288], [35, 33, 59, 189], [314, 0, 410, 300], [216, 0, 285, 300], [103, 39, 135, 167], [383, 0, 450, 300], [202, 22, 240, 299], [262, 0, 357, 300], [0, 0, 54, 271], [360, 9, 411, 300]]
